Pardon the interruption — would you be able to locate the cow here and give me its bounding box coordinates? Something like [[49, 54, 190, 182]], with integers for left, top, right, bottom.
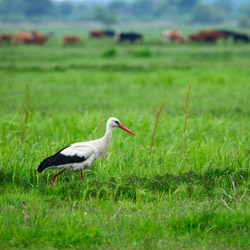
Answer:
[[89, 30, 106, 38], [189, 30, 226, 43], [189, 33, 204, 43], [233, 33, 250, 43], [104, 30, 115, 37], [162, 30, 184, 43], [14, 31, 34, 44], [198, 30, 227, 43], [217, 30, 250, 43], [115, 32, 143, 43], [89, 30, 115, 38], [0, 34, 12, 44], [31, 31, 47, 45], [13, 31, 48, 45], [63, 35, 81, 45]]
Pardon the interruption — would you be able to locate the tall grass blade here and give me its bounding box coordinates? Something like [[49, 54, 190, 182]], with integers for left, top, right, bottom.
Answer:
[[19, 84, 31, 153], [184, 83, 191, 159], [150, 96, 166, 154], [236, 115, 243, 162]]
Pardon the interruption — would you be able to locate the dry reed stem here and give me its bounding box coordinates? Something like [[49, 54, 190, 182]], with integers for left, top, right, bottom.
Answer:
[[149, 96, 166, 154], [21, 201, 29, 227], [112, 201, 124, 219], [221, 177, 247, 211], [184, 83, 192, 159], [20, 84, 31, 153], [236, 115, 243, 162]]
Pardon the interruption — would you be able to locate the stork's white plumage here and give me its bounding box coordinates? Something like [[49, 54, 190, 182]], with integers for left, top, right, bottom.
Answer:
[[37, 117, 136, 187]]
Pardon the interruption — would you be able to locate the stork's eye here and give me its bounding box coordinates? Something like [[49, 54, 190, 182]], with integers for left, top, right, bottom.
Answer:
[[115, 121, 119, 124]]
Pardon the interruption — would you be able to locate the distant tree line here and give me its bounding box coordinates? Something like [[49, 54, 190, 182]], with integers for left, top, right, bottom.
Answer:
[[0, 0, 250, 26]]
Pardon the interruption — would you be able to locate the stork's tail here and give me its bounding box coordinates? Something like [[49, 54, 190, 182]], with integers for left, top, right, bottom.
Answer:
[[37, 157, 52, 173], [37, 147, 69, 173]]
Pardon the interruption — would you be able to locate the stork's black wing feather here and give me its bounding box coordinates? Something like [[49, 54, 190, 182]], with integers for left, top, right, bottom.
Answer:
[[37, 146, 86, 173]]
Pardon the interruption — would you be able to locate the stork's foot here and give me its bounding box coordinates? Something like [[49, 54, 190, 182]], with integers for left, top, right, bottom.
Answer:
[[51, 169, 65, 188], [81, 170, 84, 183]]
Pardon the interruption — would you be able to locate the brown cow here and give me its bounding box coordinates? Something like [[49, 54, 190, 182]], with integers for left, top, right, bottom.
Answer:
[[89, 30, 106, 38], [162, 30, 184, 43], [189, 34, 204, 42], [0, 34, 12, 44], [32, 32, 47, 45], [13, 31, 47, 45], [198, 30, 226, 43], [63, 35, 81, 45], [14, 31, 34, 44], [189, 30, 227, 43]]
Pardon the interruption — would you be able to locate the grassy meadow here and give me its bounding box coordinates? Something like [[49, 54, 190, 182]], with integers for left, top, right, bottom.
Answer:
[[1, 25, 250, 249]]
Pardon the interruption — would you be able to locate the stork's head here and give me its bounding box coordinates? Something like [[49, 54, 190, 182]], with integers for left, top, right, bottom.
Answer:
[[107, 117, 136, 136]]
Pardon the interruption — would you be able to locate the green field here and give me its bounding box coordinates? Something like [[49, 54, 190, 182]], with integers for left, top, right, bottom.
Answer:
[[1, 26, 250, 249]]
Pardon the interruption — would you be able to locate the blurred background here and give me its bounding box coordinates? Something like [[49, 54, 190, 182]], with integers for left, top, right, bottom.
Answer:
[[0, 0, 250, 28]]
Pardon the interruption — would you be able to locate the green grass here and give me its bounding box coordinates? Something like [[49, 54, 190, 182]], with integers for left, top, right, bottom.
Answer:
[[1, 28, 250, 249]]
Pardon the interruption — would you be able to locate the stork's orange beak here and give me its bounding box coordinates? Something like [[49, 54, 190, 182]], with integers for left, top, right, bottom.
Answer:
[[119, 124, 136, 136]]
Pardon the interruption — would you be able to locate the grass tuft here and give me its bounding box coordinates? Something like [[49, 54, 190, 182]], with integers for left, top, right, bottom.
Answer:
[[101, 48, 117, 58], [133, 48, 153, 57]]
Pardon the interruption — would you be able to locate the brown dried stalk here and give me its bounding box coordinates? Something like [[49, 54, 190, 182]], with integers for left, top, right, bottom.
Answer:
[[150, 96, 166, 154], [184, 83, 192, 159]]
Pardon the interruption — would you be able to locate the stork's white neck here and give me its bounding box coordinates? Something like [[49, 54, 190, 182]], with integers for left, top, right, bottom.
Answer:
[[95, 123, 113, 157], [103, 123, 113, 143]]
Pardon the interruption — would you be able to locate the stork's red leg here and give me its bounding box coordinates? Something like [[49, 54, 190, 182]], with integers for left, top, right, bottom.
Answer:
[[51, 169, 65, 188], [81, 170, 84, 183]]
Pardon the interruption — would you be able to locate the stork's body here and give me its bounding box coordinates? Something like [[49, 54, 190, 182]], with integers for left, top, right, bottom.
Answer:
[[37, 117, 136, 187]]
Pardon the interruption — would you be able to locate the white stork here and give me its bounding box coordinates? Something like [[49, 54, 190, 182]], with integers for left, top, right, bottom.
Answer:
[[37, 117, 136, 187]]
